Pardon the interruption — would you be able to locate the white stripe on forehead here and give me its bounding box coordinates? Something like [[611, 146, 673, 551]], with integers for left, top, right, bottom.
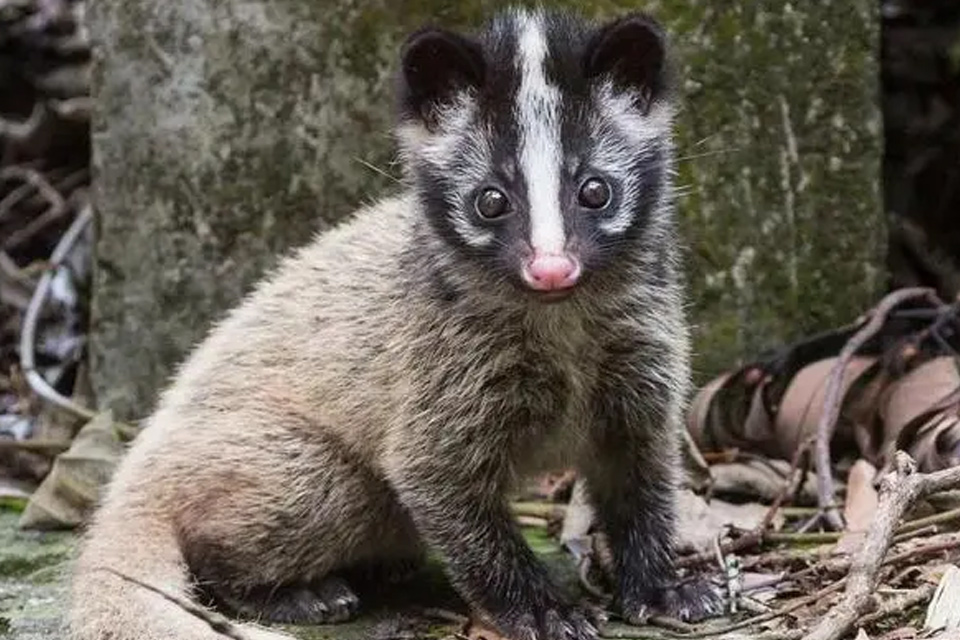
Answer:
[[515, 12, 565, 255]]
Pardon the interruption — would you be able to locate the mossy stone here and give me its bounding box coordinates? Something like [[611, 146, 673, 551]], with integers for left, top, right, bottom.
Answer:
[[89, 0, 882, 418]]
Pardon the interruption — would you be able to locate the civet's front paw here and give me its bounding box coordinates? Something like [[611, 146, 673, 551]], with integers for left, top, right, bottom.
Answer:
[[621, 576, 723, 624], [485, 603, 599, 640]]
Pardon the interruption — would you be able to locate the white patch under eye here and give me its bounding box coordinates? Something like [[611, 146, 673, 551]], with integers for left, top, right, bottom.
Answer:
[[591, 81, 675, 235], [451, 215, 495, 247], [449, 123, 497, 248], [398, 95, 496, 249], [516, 13, 565, 255]]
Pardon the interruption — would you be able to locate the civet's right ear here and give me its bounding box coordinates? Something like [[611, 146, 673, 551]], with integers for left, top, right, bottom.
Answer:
[[399, 27, 486, 130]]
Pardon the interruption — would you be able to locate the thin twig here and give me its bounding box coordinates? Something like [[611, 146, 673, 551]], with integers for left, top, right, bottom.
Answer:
[[0, 166, 64, 225], [764, 437, 814, 529], [884, 532, 960, 566], [511, 501, 566, 520], [93, 567, 251, 640], [680, 578, 848, 638], [742, 532, 960, 597], [815, 288, 937, 531], [604, 576, 848, 638], [803, 453, 960, 640], [0, 250, 34, 285], [855, 582, 937, 627], [19, 203, 96, 421], [516, 515, 549, 528], [0, 103, 45, 144], [763, 531, 841, 544], [647, 615, 696, 634], [677, 531, 763, 569], [415, 607, 469, 626], [577, 551, 608, 600], [897, 506, 960, 534], [891, 524, 940, 544], [678, 439, 813, 569]]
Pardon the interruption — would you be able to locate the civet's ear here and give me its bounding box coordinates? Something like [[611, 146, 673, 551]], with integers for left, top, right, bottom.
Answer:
[[584, 14, 669, 113], [399, 27, 486, 129]]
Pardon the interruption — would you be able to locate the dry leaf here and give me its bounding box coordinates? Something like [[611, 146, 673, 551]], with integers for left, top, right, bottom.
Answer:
[[18, 410, 126, 530], [882, 357, 960, 469], [687, 366, 786, 458], [834, 459, 879, 555], [907, 412, 960, 473], [676, 489, 768, 552], [687, 372, 733, 450], [774, 356, 875, 459], [925, 565, 960, 632], [882, 358, 959, 440], [464, 619, 510, 640], [709, 459, 819, 504], [559, 478, 594, 550]]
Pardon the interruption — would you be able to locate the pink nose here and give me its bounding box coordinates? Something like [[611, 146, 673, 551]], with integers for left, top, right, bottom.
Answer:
[[521, 253, 581, 291]]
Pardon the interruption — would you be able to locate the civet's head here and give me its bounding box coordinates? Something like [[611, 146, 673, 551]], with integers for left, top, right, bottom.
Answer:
[[397, 7, 675, 302]]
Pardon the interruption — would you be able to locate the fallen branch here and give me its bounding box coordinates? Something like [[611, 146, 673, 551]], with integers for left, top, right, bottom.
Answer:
[[815, 287, 937, 531], [803, 453, 960, 640], [19, 202, 96, 421]]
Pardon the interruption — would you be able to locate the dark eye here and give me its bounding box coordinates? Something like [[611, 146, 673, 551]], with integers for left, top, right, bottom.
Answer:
[[578, 177, 611, 209], [475, 187, 510, 219]]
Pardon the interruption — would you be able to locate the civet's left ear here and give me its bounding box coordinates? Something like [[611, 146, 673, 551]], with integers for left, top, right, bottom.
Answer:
[[583, 14, 669, 113]]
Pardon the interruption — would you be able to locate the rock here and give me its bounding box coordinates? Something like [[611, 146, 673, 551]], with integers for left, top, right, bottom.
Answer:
[[662, 2, 884, 380], [0, 511, 74, 639], [88, 0, 883, 419], [0, 509, 586, 639]]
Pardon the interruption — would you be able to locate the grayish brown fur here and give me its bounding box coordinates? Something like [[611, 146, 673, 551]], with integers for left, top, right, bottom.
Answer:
[[69, 7, 718, 640]]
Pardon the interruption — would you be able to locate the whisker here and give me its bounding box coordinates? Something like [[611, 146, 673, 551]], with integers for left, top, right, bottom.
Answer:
[[675, 147, 741, 163], [353, 157, 402, 184]]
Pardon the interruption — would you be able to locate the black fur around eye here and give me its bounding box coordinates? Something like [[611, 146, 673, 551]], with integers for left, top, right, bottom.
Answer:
[[475, 188, 510, 219], [578, 177, 611, 209]]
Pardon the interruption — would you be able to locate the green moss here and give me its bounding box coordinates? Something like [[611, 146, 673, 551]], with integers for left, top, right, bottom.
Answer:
[[0, 515, 74, 581], [0, 555, 65, 581], [522, 526, 562, 556], [0, 513, 74, 638], [0, 500, 25, 515], [91, 0, 882, 419]]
